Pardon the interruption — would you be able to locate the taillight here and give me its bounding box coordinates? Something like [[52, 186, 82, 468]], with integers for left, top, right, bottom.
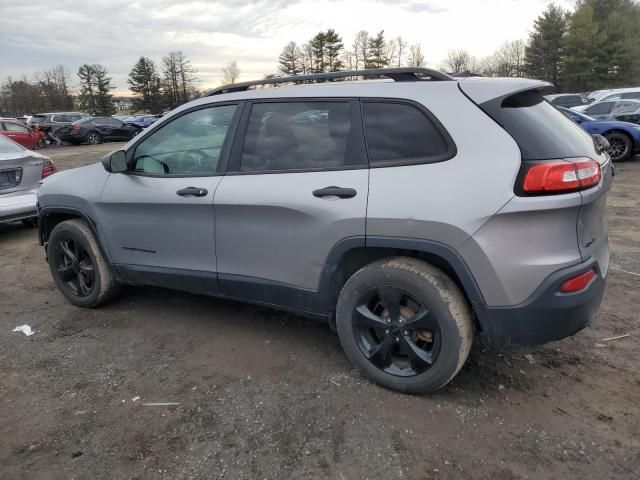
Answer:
[[522, 158, 601, 194], [41, 159, 57, 179], [70, 125, 80, 131], [559, 268, 597, 293]]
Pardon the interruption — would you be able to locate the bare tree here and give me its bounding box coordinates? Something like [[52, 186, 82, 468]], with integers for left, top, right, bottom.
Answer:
[[300, 43, 314, 74], [352, 30, 369, 70], [479, 40, 527, 77], [442, 49, 476, 74], [408, 43, 425, 67], [221, 60, 241, 85], [389, 36, 408, 67]]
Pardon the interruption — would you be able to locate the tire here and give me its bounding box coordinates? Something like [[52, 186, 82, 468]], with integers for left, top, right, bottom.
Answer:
[[86, 132, 101, 145], [604, 132, 632, 162], [47, 219, 119, 308], [37, 138, 46, 149], [336, 257, 473, 394]]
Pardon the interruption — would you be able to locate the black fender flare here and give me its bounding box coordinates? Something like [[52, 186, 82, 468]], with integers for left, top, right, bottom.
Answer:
[[38, 206, 114, 265], [317, 235, 491, 332]]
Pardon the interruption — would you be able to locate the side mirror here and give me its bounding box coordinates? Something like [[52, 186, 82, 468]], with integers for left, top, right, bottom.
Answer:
[[101, 150, 128, 173]]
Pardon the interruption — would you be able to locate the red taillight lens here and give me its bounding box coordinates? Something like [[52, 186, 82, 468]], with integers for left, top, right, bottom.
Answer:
[[523, 158, 601, 193], [559, 268, 597, 293], [41, 160, 57, 179], [70, 125, 80, 131]]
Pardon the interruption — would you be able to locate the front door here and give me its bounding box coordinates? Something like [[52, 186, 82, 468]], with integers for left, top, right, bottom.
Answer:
[[213, 100, 369, 311], [96, 103, 241, 292]]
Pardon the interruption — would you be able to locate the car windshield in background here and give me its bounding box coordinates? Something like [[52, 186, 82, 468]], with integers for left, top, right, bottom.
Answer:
[[30, 116, 46, 123], [0, 135, 24, 153]]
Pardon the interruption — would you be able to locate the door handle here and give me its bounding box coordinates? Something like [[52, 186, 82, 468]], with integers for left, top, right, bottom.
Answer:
[[312, 186, 357, 199], [177, 187, 208, 197]]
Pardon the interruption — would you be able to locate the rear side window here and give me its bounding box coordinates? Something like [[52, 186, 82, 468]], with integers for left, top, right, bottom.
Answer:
[[586, 102, 614, 115], [622, 92, 640, 99], [481, 90, 599, 160], [362, 102, 452, 166], [239, 101, 365, 172]]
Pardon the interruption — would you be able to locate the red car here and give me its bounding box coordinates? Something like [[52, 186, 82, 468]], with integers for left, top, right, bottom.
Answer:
[[0, 119, 45, 149]]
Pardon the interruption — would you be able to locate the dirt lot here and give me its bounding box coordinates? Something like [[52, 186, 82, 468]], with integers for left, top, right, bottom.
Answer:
[[1, 144, 639, 479]]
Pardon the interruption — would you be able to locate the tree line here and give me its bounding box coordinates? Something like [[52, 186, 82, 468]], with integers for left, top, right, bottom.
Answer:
[[0, 51, 201, 117], [276, 0, 640, 92], [2, 0, 638, 117], [277, 29, 425, 76]]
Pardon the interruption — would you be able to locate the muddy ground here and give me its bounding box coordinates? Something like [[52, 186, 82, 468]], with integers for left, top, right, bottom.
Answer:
[[1, 144, 639, 479]]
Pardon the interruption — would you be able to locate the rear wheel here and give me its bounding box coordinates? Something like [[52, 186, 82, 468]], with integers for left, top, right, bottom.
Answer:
[[336, 257, 473, 394], [47, 219, 119, 307], [86, 132, 101, 145], [605, 132, 632, 161]]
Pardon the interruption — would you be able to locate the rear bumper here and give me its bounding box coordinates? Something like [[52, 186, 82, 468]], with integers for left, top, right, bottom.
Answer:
[[481, 259, 606, 348], [0, 189, 37, 223]]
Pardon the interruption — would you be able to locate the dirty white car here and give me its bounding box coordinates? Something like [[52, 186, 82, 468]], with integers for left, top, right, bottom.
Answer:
[[0, 135, 56, 225]]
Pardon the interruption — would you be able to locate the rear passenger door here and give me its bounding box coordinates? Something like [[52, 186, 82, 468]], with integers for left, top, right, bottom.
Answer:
[[213, 99, 368, 308]]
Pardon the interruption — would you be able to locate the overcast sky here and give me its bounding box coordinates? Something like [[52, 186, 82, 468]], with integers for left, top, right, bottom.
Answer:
[[0, 0, 575, 95]]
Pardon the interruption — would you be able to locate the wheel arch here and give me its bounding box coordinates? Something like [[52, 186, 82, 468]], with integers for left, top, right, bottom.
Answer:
[[38, 207, 113, 265], [320, 236, 490, 333]]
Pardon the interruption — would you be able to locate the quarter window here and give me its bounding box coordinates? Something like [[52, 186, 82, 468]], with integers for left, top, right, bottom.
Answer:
[[362, 102, 451, 165], [239, 101, 363, 172], [133, 105, 237, 175], [586, 102, 613, 115]]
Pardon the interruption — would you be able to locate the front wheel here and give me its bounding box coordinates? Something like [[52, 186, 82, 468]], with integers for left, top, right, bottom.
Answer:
[[605, 132, 632, 162], [336, 257, 473, 394], [47, 219, 119, 307]]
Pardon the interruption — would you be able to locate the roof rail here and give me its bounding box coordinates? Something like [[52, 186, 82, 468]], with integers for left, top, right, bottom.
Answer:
[[206, 67, 454, 96]]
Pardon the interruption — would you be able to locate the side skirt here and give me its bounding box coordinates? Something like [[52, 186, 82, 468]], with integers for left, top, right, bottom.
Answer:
[[114, 264, 329, 321]]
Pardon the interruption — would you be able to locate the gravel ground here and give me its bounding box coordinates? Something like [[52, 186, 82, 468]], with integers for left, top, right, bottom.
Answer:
[[1, 144, 639, 479]]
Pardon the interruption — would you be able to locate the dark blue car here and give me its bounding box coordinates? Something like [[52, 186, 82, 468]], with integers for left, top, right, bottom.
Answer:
[[558, 107, 640, 161], [123, 115, 158, 129]]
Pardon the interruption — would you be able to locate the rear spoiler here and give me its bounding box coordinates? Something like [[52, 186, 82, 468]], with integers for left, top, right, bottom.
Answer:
[[458, 78, 554, 105]]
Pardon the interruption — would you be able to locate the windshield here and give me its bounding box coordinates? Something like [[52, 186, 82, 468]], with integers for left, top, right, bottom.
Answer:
[[0, 135, 25, 153]]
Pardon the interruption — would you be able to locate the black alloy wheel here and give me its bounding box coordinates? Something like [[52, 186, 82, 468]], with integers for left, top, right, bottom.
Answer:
[[605, 132, 632, 161], [52, 237, 96, 297], [352, 286, 441, 377]]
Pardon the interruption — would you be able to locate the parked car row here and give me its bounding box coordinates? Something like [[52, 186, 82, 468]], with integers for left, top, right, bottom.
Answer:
[[558, 107, 640, 161]]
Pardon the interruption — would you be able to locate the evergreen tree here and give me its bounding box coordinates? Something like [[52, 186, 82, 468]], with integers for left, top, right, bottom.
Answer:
[[524, 3, 569, 88], [278, 41, 303, 75], [564, 0, 640, 90], [366, 30, 389, 68], [94, 65, 115, 115], [324, 29, 344, 71], [562, 4, 601, 90], [128, 56, 162, 113], [77, 64, 114, 115], [310, 31, 327, 73]]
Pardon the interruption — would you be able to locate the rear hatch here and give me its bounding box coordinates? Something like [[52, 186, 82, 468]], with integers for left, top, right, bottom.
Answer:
[[460, 80, 612, 275]]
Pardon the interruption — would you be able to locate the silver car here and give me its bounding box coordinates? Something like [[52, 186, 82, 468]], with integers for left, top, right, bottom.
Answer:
[[574, 98, 640, 121], [36, 68, 611, 394], [0, 135, 55, 225]]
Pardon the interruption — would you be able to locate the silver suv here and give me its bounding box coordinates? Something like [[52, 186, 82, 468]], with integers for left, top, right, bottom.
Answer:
[[37, 68, 611, 393]]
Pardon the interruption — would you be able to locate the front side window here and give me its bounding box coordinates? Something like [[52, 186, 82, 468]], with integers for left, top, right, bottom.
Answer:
[[362, 102, 451, 166], [239, 101, 363, 172], [133, 104, 237, 175]]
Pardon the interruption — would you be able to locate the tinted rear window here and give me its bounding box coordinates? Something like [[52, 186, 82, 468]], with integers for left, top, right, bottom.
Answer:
[[482, 90, 599, 160], [362, 102, 452, 165]]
